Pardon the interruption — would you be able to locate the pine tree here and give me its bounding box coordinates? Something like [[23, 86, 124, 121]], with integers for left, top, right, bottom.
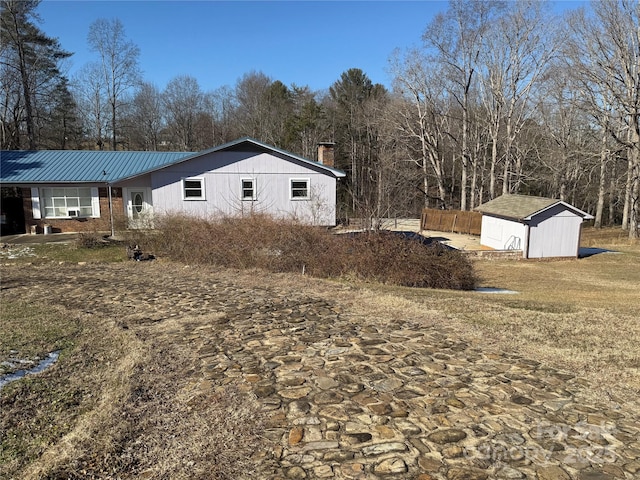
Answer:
[[1, 0, 71, 149]]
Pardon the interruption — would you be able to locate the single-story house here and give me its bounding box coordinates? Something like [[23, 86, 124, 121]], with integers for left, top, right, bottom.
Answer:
[[475, 194, 594, 258], [0, 137, 345, 234]]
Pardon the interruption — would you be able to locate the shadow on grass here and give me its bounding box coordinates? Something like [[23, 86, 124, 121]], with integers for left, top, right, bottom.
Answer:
[[578, 247, 618, 258]]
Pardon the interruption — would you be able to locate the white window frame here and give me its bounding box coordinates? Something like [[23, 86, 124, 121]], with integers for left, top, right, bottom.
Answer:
[[290, 178, 310, 200], [38, 187, 100, 219], [241, 178, 257, 201], [182, 177, 206, 201]]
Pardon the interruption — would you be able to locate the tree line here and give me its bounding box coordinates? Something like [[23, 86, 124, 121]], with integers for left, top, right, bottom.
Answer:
[[1, 0, 638, 237]]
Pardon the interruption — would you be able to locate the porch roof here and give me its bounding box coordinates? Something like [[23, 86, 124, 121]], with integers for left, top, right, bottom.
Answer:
[[0, 150, 190, 184]]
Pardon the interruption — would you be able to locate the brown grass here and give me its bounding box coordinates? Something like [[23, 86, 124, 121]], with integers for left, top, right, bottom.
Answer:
[[1, 225, 638, 477], [1, 307, 271, 480], [379, 226, 640, 404]]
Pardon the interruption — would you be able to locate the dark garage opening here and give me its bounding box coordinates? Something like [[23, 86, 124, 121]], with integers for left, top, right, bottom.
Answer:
[[1, 187, 26, 235]]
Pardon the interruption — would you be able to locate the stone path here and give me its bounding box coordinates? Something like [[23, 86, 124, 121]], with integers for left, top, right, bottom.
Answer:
[[1, 262, 639, 479]]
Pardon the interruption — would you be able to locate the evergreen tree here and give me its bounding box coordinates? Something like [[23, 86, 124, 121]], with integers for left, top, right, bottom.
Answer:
[[1, 0, 71, 149]]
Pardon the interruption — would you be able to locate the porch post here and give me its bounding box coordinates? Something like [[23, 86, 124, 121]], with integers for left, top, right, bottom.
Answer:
[[108, 184, 115, 238]]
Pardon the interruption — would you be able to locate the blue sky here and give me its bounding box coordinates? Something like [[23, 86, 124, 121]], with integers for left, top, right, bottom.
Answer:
[[36, 0, 584, 94]]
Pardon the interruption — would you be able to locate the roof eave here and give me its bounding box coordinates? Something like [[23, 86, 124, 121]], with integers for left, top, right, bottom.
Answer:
[[119, 137, 347, 180], [522, 201, 594, 221], [0, 180, 109, 185]]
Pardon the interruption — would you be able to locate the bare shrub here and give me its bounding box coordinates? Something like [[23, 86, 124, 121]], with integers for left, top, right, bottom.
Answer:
[[153, 214, 477, 290], [74, 231, 104, 249]]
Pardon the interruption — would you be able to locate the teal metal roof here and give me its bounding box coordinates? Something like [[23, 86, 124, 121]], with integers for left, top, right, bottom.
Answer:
[[0, 138, 346, 184], [0, 150, 191, 183]]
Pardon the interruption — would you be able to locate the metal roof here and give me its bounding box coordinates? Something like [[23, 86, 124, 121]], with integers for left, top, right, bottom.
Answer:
[[475, 194, 593, 221], [0, 150, 190, 183], [0, 138, 346, 184]]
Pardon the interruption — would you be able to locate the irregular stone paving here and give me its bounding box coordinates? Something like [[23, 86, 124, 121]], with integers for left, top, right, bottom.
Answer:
[[2, 262, 639, 480]]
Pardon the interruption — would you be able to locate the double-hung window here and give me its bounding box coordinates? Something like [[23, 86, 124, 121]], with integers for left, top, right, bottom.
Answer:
[[183, 177, 205, 200], [241, 178, 256, 201], [290, 179, 310, 200]]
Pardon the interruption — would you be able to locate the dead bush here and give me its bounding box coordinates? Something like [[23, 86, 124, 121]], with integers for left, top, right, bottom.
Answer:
[[152, 214, 477, 290], [74, 231, 104, 249], [335, 231, 477, 290]]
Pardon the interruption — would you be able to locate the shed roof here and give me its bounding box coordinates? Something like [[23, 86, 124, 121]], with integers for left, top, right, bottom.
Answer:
[[0, 138, 346, 185], [475, 194, 593, 221]]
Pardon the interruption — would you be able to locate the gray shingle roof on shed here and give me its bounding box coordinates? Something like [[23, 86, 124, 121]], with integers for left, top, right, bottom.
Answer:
[[475, 194, 578, 221], [0, 150, 191, 183]]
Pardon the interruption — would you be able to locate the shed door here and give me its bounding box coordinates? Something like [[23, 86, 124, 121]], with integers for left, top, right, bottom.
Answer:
[[528, 213, 580, 258]]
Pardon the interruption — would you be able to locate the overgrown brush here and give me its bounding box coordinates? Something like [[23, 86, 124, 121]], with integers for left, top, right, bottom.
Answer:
[[150, 214, 477, 290], [74, 231, 104, 249]]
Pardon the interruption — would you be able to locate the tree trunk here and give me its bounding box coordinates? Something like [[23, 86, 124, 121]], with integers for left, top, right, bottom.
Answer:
[[461, 108, 469, 211], [489, 135, 498, 199], [594, 133, 608, 228], [622, 154, 633, 230], [608, 159, 617, 225]]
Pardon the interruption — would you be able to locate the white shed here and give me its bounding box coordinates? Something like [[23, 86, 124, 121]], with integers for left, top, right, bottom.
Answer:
[[475, 194, 594, 259]]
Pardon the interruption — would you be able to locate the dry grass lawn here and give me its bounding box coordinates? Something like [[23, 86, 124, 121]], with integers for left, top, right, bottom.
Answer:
[[372, 226, 640, 404], [1, 225, 638, 478]]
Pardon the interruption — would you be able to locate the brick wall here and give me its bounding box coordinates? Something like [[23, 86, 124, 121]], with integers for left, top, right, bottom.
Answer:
[[22, 187, 126, 234]]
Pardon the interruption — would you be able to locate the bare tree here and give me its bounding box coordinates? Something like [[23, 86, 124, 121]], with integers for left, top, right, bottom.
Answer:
[[535, 63, 592, 202], [234, 70, 273, 140], [72, 62, 108, 150], [477, 0, 553, 197], [206, 86, 239, 145], [162, 75, 204, 151], [87, 18, 140, 150], [390, 47, 449, 208], [128, 82, 163, 150], [422, 0, 503, 210], [565, 0, 640, 238]]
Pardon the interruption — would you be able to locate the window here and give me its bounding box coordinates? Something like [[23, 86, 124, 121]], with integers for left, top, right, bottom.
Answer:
[[183, 177, 205, 200], [290, 179, 309, 200], [241, 179, 256, 201], [41, 187, 96, 218]]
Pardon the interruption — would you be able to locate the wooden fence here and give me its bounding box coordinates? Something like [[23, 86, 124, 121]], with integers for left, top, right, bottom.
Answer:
[[421, 208, 482, 235]]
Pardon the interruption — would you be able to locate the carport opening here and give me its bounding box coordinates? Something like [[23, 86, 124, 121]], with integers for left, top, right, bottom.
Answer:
[[1, 187, 26, 235]]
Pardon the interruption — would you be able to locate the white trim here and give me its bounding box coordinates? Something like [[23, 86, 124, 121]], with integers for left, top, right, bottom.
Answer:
[[90, 187, 100, 217], [124, 187, 153, 228], [31, 187, 41, 219], [523, 201, 594, 221], [182, 177, 206, 200], [290, 178, 310, 200], [38, 186, 99, 219]]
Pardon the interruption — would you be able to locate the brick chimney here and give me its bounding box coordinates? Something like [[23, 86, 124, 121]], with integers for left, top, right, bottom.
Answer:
[[317, 142, 335, 168]]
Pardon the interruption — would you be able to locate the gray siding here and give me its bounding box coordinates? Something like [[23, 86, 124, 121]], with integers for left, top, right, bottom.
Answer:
[[148, 151, 338, 225], [526, 204, 583, 258]]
